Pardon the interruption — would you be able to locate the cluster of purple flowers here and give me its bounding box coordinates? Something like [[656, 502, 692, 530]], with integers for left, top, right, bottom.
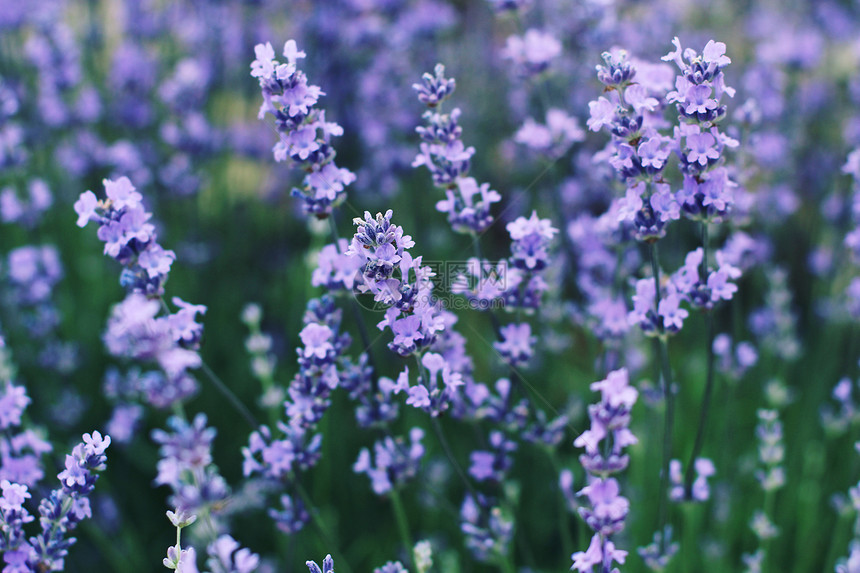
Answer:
[[502, 29, 562, 77], [588, 39, 736, 241], [0, 179, 52, 228], [669, 457, 715, 502], [629, 246, 741, 335], [0, 381, 51, 491], [712, 333, 759, 379], [0, 76, 24, 169], [453, 211, 558, 317], [514, 108, 584, 158], [587, 48, 676, 241], [242, 295, 355, 533], [384, 352, 463, 418], [353, 427, 425, 495], [459, 494, 514, 564], [153, 414, 228, 519], [77, 177, 208, 412], [348, 210, 447, 358], [571, 368, 638, 572], [75, 177, 175, 295], [412, 65, 502, 234], [0, 424, 110, 571], [468, 431, 517, 483], [251, 40, 355, 217], [102, 294, 206, 409], [3, 245, 65, 355], [663, 38, 737, 222]]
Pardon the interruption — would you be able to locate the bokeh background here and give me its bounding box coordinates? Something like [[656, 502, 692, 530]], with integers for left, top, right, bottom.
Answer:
[[2, 0, 860, 571]]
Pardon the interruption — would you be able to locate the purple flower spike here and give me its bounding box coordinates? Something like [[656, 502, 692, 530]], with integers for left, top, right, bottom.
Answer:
[[307, 555, 334, 573], [571, 368, 637, 571], [252, 40, 353, 217]]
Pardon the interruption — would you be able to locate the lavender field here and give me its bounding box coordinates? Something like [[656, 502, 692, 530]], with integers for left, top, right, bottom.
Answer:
[[1, 0, 859, 571]]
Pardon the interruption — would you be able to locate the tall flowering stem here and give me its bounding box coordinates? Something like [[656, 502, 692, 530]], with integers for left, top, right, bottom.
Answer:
[[650, 240, 676, 553], [76, 177, 257, 427], [570, 368, 638, 572], [659, 38, 737, 500], [684, 223, 717, 499]]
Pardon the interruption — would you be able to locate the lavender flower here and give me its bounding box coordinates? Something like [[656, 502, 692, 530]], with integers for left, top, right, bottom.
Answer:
[[507, 211, 558, 271], [252, 40, 355, 217], [669, 458, 715, 502], [28, 432, 111, 570], [353, 428, 425, 494], [0, 380, 53, 488], [460, 494, 514, 564], [822, 377, 860, 435], [502, 29, 562, 77], [571, 368, 637, 571], [348, 210, 447, 358], [514, 108, 584, 158], [387, 352, 464, 418], [468, 431, 517, 483], [75, 177, 175, 296], [269, 493, 309, 535], [206, 535, 260, 573], [153, 414, 228, 516], [103, 294, 205, 409], [413, 65, 501, 234], [493, 323, 536, 367], [307, 555, 334, 573]]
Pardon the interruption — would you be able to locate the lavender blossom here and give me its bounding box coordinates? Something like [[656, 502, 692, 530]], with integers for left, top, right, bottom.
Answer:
[[353, 428, 425, 494], [514, 108, 584, 158], [413, 65, 501, 234], [252, 40, 355, 217], [502, 29, 562, 77], [571, 368, 637, 571], [103, 294, 204, 409], [468, 431, 517, 483], [460, 494, 514, 564], [153, 414, 228, 516], [27, 432, 111, 570], [669, 458, 715, 502], [307, 555, 334, 573], [493, 323, 536, 367], [205, 535, 260, 573], [348, 210, 447, 358], [75, 177, 175, 296]]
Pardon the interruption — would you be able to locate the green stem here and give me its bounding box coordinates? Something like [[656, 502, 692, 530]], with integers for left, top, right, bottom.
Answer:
[[431, 416, 478, 498], [294, 481, 354, 573], [684, 222, 716, 499], [199, 360, 258, 429], [649, 241, 674, 553], [470, 233, 502, 341], [389, 489, 415, 570], [158, 297, 257, 428], [498, 551, 517, 573]]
